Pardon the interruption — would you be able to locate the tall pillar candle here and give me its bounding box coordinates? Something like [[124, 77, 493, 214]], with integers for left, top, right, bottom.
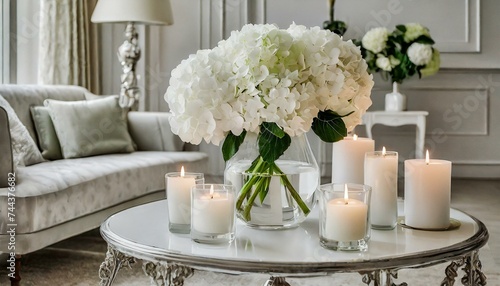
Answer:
[[404, 152, 451, 229], [364, 148, 398, 229], [332, 135, 374, 184]]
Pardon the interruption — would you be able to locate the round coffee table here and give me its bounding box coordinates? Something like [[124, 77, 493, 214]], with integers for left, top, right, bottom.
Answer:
[[98, 200, 489, 286]]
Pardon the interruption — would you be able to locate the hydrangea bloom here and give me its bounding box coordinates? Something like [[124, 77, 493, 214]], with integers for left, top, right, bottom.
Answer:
[[376, 55, 392, 71], [357, 23, 439, 84], [407, 43, 433, 66], [361, 27, 389, 54], [165, 23, 373, 145], [404, 23, 430, 42]]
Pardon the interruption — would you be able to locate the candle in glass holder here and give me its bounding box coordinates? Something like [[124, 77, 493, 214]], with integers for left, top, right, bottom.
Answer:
[[332, 135, 374, 184], [404, 151, 451, 229], [364, 147, 398, 230], [166, 167, 204, 233], [319, 184, 371, 251], [191, 184, 236, 244]]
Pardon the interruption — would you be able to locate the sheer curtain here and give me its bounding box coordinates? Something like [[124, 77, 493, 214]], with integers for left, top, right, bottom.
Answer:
[[38, 0, 100, 94]]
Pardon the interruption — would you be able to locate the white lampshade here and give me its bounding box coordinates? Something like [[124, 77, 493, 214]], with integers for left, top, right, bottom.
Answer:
[[91, 0, 173, 25]]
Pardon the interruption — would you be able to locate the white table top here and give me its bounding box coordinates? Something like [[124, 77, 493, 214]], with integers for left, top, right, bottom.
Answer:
[[101, 199, 488, 275]]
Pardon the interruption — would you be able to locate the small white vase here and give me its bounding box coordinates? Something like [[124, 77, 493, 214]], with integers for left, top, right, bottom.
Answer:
[[385, 82, 407, 112]]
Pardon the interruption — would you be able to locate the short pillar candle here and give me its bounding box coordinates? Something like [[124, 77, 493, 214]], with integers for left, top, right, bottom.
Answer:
[[332, 135, 374, 184], [404, 151, 452, 229]]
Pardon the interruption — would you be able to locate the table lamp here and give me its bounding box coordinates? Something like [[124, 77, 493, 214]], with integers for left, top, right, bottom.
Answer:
[[91, 0, 173, 110]]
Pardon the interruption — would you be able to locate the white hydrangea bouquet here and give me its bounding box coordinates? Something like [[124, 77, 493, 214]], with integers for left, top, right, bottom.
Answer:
[[360, 23, 440, 84], [165, 23, 373, 220]]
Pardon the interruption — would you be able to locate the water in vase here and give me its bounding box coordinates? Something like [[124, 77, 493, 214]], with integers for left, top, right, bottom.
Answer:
[[225, 159, 319, 229]]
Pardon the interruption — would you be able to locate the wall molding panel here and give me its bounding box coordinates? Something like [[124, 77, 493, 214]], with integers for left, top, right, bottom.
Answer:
[[90, 0, 500, 178], [407, 87, 488, 136], [335, 0, 480, 53]]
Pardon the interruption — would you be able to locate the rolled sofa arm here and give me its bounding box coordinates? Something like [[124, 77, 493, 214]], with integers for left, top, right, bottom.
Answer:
[[0, 107, 13, 188], [127, 111, 186, 152]]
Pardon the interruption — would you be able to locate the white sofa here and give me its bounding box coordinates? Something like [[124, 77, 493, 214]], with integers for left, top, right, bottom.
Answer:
[[0, 85, 208, 258]]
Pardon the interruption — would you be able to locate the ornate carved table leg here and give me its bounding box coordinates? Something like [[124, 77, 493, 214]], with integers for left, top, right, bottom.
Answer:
[[360, 270, 407, 286], [142, 261, 194, 286], [384, 269, 408, 286], [361, 270, 381, 286], [263, 276, 290, 286], [441, 256, 466, 286], [461, 250, 487, 286], [99, 245, 136, 286]]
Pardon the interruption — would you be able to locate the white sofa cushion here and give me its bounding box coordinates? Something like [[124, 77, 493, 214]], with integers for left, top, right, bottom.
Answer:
[[45, 96, 136, 158], [0, 95, 45, 166], [30, 106, 63, 160], [0, 151, 208, 234]]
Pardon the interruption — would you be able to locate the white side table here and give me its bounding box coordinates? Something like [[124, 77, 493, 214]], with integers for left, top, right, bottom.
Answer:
[[362, 111, 429, 159]]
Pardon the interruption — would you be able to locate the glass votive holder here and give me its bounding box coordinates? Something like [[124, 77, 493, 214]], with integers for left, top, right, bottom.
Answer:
[[319, 183, 372, 251], [165, 170, 204, 234], [364, 149, 398, 230], [191, 184, 236, 244]]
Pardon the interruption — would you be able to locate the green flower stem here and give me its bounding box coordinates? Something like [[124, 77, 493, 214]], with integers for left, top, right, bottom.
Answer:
[[235, 157, 266, 211], [273, 164, 311, 216], [236, 156, 311, 221], [243, 175, 270, 221]]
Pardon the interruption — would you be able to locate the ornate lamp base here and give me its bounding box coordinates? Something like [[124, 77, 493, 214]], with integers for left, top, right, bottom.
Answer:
[[117, 22, 141, 110]]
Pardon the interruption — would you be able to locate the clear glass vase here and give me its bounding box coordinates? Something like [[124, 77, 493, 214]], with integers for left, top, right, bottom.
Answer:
[[224, 133, 320, 229]]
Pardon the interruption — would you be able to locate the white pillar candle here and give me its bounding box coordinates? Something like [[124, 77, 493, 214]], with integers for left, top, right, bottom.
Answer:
[[404, 151, 451, 229], [166, 167, 200, 224], [325, 185, 368, 241], [192, 185, 235, 234], [364, 147, 398, 229], [332, 135, 374, 184]]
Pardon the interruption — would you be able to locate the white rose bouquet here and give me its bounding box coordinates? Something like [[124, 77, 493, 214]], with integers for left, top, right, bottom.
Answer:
[[359, 23, 440, 84], [165, 23, 373, 220]]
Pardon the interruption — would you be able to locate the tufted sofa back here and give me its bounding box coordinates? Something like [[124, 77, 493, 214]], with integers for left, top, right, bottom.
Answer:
[[0, 85, 95, 142]]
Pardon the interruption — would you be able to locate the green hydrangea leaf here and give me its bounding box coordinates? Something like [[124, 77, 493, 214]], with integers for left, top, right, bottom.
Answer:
[[222, 131, 247, 161], [414, 35, 435, 45], [258, 122, 291, 163], [396, 25, 406, 33], [312, 110, 351, 142]]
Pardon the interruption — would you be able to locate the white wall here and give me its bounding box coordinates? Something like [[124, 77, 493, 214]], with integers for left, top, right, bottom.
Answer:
[[124, 0, 500, 178], [12, 0, 500, 178]]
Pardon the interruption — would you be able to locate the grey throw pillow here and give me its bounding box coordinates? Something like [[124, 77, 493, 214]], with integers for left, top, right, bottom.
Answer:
[[0, 94, 45, 166], [45, 96, 136, 159], [30, 106, 63, 160]]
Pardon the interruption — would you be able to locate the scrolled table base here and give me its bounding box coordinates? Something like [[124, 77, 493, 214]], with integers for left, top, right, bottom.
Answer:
[[97, 246, 487, 286], [142, 261, 194, 286], [99, 246, 136, 286], [441, 250, 487, 286], [360, 269, 408, 286], [263, 276, 290, 286]]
